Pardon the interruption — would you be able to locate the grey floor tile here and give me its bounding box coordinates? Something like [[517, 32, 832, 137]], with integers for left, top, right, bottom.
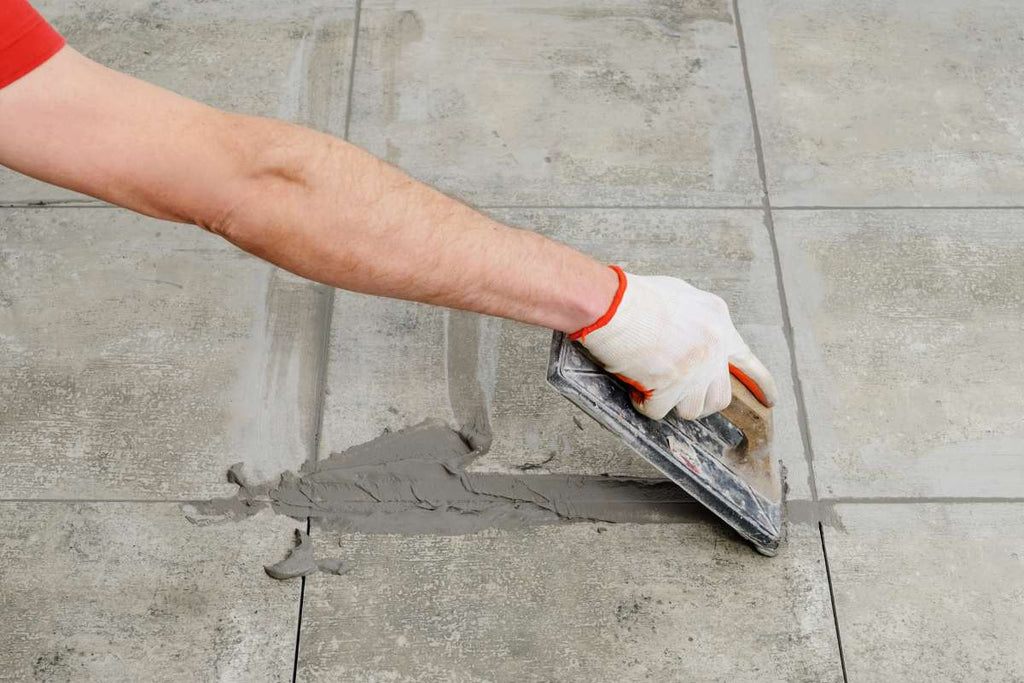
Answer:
[[297, 522, 841, 682], [1, 0, 356, 203], [471, 209, 812, 499], [316, 209, 809, 496], [317, 294, 452, 456], [739, 0, 1024, 206], [348, 0, 760, 206], [0, 503, 301, 681], [825, 503, 1024, 681], [0, 209, 328, 499], [775, 209, 1024, 497]]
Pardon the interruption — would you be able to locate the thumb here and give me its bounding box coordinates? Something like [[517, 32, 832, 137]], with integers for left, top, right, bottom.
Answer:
[[727, 348, 778, 408]]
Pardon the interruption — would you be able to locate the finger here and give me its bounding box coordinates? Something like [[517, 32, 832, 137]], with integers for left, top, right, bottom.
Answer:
[[631, 387, 677, 421], [701, 371, 732, 417], [673, 387, 706, 421], [614, 372, 675, 421], [727, 348, 778, 407]]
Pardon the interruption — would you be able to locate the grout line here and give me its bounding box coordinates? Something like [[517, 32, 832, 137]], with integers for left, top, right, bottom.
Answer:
[[773, 205, 1024, 211], [4, 495, 1024, 506], [3, 202, 1020, 211], [0, 498, 215, 504], [291, 516, 312, 683], [476, 204, 765, 211], [0, 200, 109, 208], [732, 0, 819, 501], [307, 285, 336, 465], [826, 496, 1024, 505], [819, 522, 850, 682], [342, 0, 363, 142]]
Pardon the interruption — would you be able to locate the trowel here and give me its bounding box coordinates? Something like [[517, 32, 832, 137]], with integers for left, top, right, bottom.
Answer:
[[547, 332, 784, 555]]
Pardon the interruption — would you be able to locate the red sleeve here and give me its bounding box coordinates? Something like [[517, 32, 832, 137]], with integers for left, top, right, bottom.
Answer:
[[0, 0, 65, 89]]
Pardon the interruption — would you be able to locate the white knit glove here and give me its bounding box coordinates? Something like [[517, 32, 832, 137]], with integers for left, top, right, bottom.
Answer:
[[571, 267, 778, 421]]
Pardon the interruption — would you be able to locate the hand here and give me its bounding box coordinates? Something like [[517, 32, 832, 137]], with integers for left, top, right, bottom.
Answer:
[[572, 267, 778, 421]]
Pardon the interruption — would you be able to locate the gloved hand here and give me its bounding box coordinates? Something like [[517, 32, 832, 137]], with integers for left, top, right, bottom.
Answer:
[[571, 267, 777, 421]]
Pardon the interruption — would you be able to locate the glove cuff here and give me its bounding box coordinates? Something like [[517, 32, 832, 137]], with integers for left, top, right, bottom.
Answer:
[[569, 265, 627, 342]]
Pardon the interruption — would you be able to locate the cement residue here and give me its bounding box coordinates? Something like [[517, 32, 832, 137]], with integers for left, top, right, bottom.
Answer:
[[264, 529, 317, 580], [189, 420, 708, 536], [264, 529, 348, 580]]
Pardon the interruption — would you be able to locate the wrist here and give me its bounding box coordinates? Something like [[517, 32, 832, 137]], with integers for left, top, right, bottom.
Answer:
[[566, 265, 625, 339]]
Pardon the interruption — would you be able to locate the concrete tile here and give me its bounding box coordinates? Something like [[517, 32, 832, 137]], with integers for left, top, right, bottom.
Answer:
[[348, 0, 760, 206], [472, 209, 812, 499], [317, 295, 452, 456], [1, 0, 356, 203], [297, 522, 841, 682], [825, 503, 1024, 681], [775, 209, 1024, 497], [0, 502, 301, 681], [740, 0, 1024, 206], [316, 209, 810, 497], [0, 209, 328, 498]]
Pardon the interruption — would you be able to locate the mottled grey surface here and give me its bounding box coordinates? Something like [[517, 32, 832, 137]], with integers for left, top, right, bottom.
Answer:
[[348, 0, 761, 206], [297, 523, 842, 682], [3, 0, 1024, 680], [775, 209, 1024, 498], [0, 503, 302, 681], [740, 0, 1024, 206], [0, 0, 356, 203], [825, 504, 1024, 681], [0, 209, 328, 498]]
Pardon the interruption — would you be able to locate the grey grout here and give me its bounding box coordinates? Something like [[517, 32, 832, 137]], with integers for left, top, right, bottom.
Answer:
[[342, 0, 364, 142], [731, 0, 820, 503], [732, 2, 845, 680], [819, 522, 850, 682], [476, 204, 765, 211], [4, 201, 1024, 211], [0, 200, 109, 208], [288, 3, 363, 679], [773, 205, 1024, 211], [291, 515, 312, 683], [5, 495, 1024, 505]]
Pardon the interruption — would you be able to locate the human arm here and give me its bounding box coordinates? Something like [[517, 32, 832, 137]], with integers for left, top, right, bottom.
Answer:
[[0, 44, 776, 418]]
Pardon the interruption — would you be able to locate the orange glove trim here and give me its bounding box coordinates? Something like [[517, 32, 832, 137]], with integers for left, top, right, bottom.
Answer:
[[728, 363, 769, 407], [568, 265, 627, 343]]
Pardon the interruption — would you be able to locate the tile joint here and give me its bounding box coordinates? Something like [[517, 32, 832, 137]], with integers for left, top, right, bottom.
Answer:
[[731, 0, 819, 501]]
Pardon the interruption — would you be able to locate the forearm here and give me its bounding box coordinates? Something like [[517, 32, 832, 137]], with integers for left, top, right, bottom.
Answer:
[[0, 48, 616, 331], [211, 120, 616, 331]]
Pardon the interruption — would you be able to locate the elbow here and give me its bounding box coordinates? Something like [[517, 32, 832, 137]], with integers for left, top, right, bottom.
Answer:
[[191, 114, 329, 245]]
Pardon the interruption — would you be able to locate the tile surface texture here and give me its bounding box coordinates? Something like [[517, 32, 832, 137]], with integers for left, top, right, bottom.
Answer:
[[775, 209, 1024, 497], [316, 208, 812, 498], [348, 0, 760, 206], [825, 503, 1024, 681], [297, 522, 842, 682], [0, 209, 328, 498], [0, 503, 302, 681], [0, 0, 356, 203], [740, 0, 1024, 206]]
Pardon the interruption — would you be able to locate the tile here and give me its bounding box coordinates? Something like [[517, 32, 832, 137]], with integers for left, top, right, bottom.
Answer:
[[316, 208, 809, 497], [775, 209, 1024, 497], [472, 209, 812, 498], [825, 503, 1024, 681], [1, 0, 356, 203], [740, 0, 1024, 206], [317, 294, 452, 456], [349, 0, 760, 206], [0, 502, 301, 681], [0, 209, 328, 498], [298, 522, 840, 682]]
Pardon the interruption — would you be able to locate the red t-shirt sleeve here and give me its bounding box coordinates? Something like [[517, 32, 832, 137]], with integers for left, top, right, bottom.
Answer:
[[0, 0, 65, 89]]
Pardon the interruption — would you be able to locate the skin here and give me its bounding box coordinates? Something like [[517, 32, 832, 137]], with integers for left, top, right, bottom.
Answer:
[[0, 47, 619, 332]]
